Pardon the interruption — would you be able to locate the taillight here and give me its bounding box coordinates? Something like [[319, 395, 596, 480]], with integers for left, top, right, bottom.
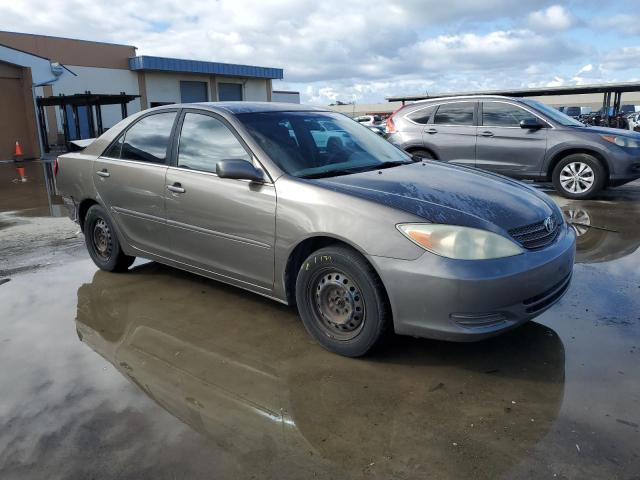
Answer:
[[54, 158, 59, 177], [386, 115, 397, 134]]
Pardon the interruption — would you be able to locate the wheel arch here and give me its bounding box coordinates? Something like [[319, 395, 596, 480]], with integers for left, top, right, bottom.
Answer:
[[546, 148, 610, 181], [404, 145, 438, 160], [283, 235, 390, 309], [77, 198, 99, 231]]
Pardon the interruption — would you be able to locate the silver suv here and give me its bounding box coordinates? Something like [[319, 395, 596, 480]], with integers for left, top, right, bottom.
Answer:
[[386, 95, 640, 199]]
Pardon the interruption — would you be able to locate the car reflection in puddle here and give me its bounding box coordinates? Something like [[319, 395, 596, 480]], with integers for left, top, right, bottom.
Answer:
[[557, 195, 640, 264], [76, 264, 565, 479]]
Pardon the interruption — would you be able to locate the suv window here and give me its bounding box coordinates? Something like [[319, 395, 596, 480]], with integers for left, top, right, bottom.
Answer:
[[406, 105, 437, 124], [177, 113, 251, 173], [434, 102, 475, 125], [106, 112, 176, 163], [482, 102, 538, 127]]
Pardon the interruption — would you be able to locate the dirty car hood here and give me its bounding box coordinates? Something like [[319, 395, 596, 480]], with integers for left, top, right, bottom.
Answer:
[[316, 161, 557, 233]]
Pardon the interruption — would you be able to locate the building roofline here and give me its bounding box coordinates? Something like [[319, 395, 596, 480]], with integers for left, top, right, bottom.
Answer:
[[129, 55, 283, 80], [386, 82, 640, 102], [0, 30, 136, 49]]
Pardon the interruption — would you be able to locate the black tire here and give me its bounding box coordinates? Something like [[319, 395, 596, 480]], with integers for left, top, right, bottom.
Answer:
[[84, 205, 135, 272], [295, 246, 390, 357], [552, 153, 606, 199], [409, 149, 434, 160]]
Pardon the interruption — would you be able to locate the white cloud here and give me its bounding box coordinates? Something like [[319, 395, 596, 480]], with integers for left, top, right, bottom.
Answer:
[[594, 14, 640, 35], [528, 5, 574, 31], [0, 0, 630, 104]]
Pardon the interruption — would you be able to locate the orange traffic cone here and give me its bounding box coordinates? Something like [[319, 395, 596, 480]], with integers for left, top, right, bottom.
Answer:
[[14, 141, 26, 182]]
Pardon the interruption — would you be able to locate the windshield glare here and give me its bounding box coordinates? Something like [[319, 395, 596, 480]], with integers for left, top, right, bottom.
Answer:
[[522, 99, 585, 127], [237, 111, 411, 178]]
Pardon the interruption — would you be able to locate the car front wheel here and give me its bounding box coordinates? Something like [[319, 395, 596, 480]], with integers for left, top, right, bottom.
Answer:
[[552, 153, 606, 199], [295, 246, 390, 357], [84, 204, 135, 272]]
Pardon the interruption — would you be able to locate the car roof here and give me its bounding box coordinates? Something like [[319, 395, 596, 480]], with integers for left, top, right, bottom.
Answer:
[[411, 94, 522, 105], [151, 101, 329, 115]]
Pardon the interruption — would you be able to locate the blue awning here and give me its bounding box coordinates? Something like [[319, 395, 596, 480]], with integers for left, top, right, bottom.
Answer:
[[129, 55, 283, 80]]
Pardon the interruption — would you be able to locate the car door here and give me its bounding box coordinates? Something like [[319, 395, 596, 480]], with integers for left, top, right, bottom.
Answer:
[[475, 101, 548, 177], [93, 110, 177, 256], [165, 110, 276, 290], [422, 101, 477, 166]]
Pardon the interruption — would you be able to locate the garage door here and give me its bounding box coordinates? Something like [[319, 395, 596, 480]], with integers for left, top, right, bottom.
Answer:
[[0, 73, 35, 159], [180, 81, 208, 103], [218, 83, 243, 101]]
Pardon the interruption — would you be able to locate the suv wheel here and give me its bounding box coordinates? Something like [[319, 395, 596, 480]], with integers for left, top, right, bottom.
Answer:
[[409, 149, 434, 160], [552, 154, 605, 199], [295, 246, 390, 357], [84, 205, 135, 272]]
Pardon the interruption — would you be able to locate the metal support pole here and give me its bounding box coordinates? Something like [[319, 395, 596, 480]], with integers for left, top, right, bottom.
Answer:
[[121, 101, 128, 119], [36, 102, 50, 154], [72, 104, 81, 140], [87, 103, 96, 138], [61, 102, 70, 145], [96, 104, 104, 134]]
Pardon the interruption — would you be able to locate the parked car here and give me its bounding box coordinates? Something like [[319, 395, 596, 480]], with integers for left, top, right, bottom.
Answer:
[[366, 124, 387, 137], [56, 102, 575, 357], [386, 95, 640, 199], [353, 114, 382, 126]]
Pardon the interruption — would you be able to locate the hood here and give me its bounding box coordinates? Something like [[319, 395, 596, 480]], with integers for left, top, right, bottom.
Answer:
[[316, 162, 558, 234], [571, 125, 640, 138]]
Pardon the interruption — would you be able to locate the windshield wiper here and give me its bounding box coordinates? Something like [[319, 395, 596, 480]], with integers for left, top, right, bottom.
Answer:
[[299, 169, 360, 179]]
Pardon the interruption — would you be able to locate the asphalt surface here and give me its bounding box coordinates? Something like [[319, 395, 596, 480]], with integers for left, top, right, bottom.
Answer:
[[0, 160, 638, 479]]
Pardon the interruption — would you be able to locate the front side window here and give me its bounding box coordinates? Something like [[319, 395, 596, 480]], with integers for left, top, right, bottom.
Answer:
[[110, 112, 176, 163], [239, 111, 411, 178], [434, 102, 475, 125], [177, 113, 251, 173], [482, 102, 538, 127], [406, 105, 437, 124]]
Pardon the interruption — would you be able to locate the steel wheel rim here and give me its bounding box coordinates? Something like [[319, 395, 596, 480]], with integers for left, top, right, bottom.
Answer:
[[559, 162, 595, 194], [92, 218, 113, 261], [312, 270, 365, 341]]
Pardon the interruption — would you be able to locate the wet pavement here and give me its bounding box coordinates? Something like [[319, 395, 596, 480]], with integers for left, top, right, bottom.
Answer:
[[0, 161, 639, 479]]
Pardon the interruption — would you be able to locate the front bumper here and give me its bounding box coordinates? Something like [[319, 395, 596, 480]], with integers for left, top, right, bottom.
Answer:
[[608, 149, 640, 185], [369, 223, 576, 341]]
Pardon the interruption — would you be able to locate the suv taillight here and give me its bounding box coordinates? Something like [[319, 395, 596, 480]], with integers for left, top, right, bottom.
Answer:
[[386, 115, 397, 134], [54, 158, 59, 177]]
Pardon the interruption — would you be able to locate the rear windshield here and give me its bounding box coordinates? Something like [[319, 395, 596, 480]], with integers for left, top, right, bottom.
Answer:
[[237, 111, 411, 178]]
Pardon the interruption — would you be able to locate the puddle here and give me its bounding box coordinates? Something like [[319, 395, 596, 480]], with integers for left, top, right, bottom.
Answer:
[[0, 160, 65, 217]]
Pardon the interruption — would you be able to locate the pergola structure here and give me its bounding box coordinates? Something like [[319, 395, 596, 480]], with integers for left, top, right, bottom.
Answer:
[[386, 82, 640, 127], [35, 92, 140, 153]]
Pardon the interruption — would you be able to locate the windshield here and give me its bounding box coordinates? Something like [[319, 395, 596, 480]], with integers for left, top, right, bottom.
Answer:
[[237, 111, 411, 178], [522, 99, 584, 127]]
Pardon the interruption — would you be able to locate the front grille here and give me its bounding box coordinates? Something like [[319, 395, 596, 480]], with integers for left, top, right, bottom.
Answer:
[[509, 215, 561, 249]]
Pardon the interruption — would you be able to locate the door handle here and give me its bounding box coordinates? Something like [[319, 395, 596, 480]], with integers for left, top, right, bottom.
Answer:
[[167, 183, 185, 194], [479, 131, 494, 137], [425, 128, 438, 134], [96, 169, 110, 178]]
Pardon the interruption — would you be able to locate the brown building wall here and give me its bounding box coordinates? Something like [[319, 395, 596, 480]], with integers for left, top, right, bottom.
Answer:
[[0, 31, 136, 69], [0, 61, 40, 159]]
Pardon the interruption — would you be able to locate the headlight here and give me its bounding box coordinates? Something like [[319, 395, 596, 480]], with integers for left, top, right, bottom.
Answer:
[[397, 223, 524, 260], [601, 135, 640, 148]]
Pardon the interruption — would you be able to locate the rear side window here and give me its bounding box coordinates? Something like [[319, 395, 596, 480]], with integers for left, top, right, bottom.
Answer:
[[177, 113, 251, 173], [104, 112, 176, 163], [406, 105, 437, 124], [434, 102, 475, 125]]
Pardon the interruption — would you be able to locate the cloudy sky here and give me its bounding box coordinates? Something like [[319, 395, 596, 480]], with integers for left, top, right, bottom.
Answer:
[[1, 0, 639, 104]]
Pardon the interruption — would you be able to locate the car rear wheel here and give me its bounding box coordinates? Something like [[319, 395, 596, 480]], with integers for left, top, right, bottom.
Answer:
[[295, 246, 390, 357], [552, 154, 606, 199], [84, 205, 135, 272], [409, 149, 434, 160]]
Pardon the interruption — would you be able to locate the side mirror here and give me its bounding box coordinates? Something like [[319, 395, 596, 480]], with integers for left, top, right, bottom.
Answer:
[[520, 118, 545, 130], [216, 159, 266, 183]]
